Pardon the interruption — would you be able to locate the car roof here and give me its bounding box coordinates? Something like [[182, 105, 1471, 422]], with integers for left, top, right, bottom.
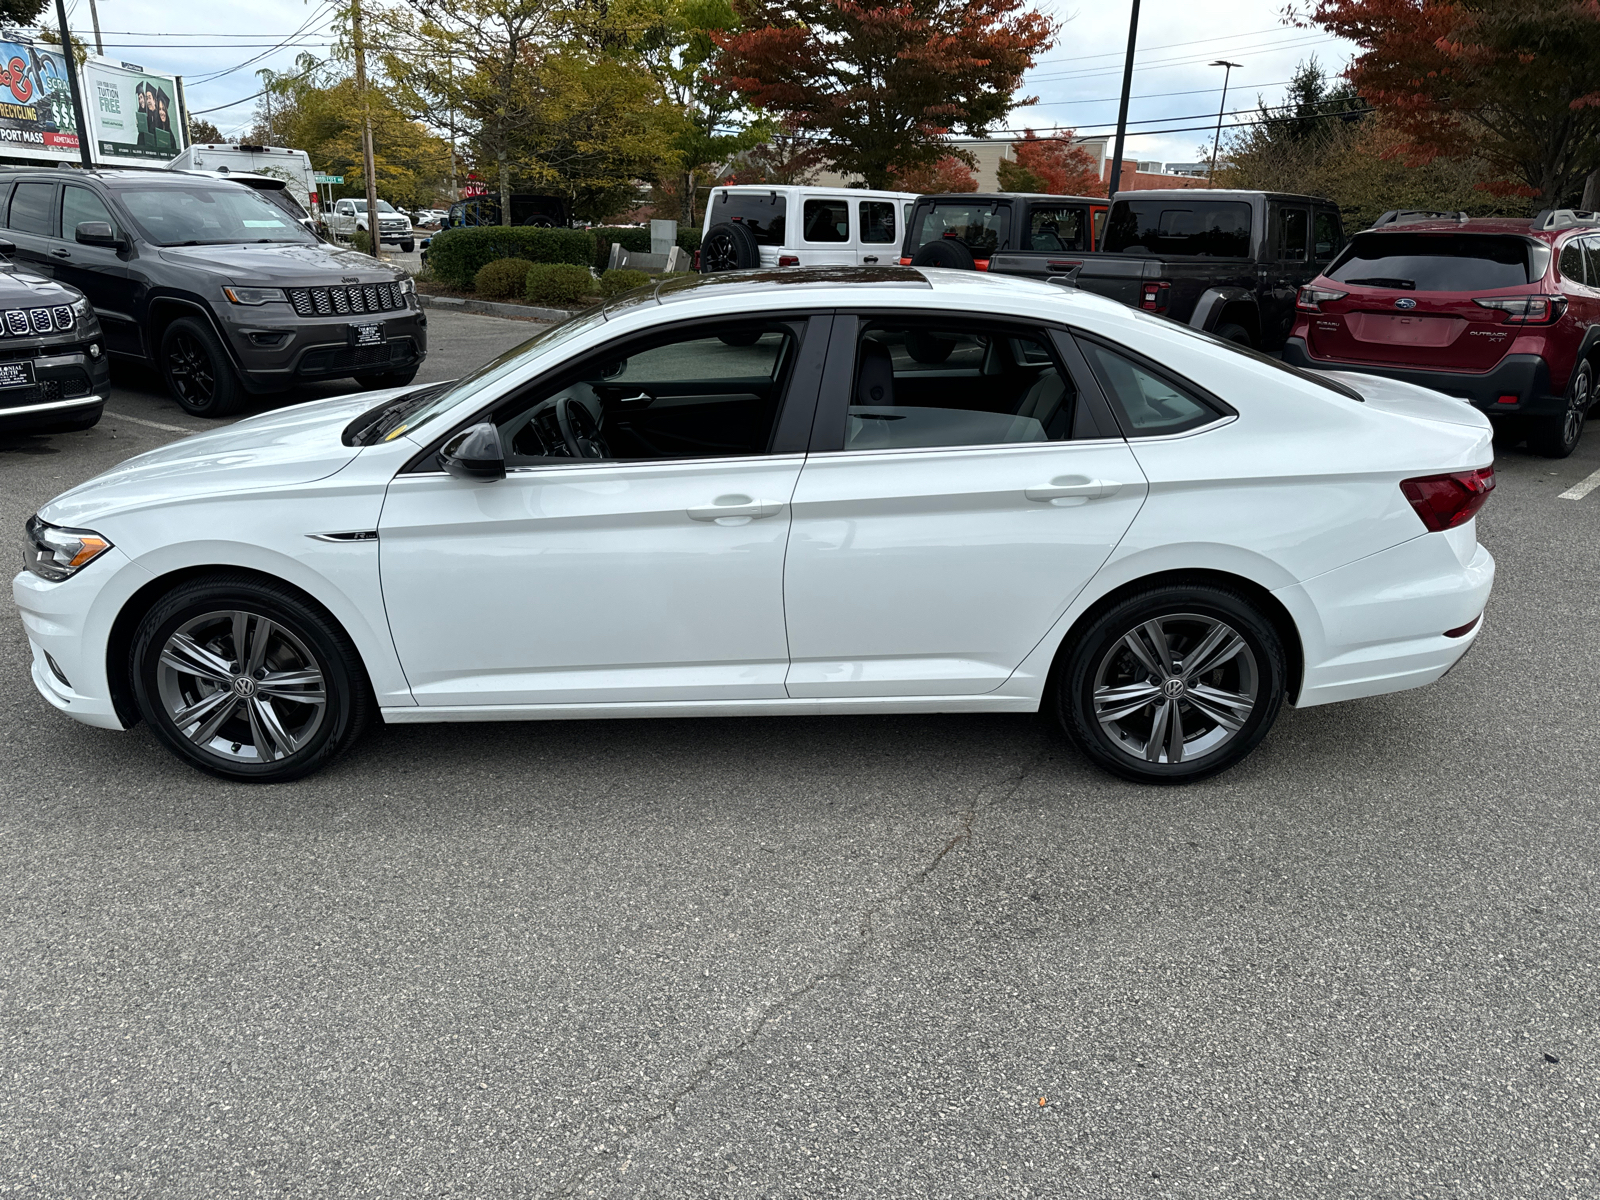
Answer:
[[915, 192, 1107, 203], [1111, 188, 1336, 204], [711, 184, 918, 201], [1360, 217, 1540, 237]]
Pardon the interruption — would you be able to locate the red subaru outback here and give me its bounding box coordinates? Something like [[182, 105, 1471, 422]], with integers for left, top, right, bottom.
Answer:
[[1283, 209, 1600, 457]]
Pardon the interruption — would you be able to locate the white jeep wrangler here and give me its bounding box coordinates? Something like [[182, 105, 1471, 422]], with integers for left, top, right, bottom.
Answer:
[[698, 185, 919, 272]]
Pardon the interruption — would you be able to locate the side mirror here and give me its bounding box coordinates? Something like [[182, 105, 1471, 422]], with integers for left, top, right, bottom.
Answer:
[[0, 238, 13, 257], [75, 221, 123, 249], [440, 422, 505, 481]]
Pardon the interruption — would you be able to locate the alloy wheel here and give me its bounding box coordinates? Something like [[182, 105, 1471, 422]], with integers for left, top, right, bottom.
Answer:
[[1091, 613, 1259, 766], [155, 609, 326, 763], [166, 332, 215, 405], [701, 230, 738, 272], [1564, 368, 1590, 448]]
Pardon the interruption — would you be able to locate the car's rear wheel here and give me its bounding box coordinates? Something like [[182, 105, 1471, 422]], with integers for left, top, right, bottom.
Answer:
[[699, 222, 759, 273], [1056, 584, 1286, 784], [1528, 359, 1590, 458], [401, 239, 415, 253], [355, 366, 420, 390], [130, 575, 372, 783], [160, 317, 244, 417], [910, 239, 976, 270], [1213, 322, 1254, 347]]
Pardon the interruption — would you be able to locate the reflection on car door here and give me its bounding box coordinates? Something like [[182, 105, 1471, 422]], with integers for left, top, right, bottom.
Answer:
[[782, 315, 1148, 698], [52, 184, 142, 355], [377, 315, 830, 708]]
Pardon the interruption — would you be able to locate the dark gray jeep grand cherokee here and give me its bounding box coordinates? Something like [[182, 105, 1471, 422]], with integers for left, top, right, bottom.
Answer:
[[0, 242, 111, 434], [0, 170, 427, 417]]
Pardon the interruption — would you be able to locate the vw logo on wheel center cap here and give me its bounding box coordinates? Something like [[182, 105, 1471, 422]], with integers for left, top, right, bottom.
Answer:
[[1161, 677, 1186, 699], [231, 675, 258, 698]]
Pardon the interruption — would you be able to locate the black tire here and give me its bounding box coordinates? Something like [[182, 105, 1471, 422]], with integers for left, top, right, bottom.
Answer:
[[1213, 322, 1254, 347], [716, 329, 763, 347], [904, 330, 956, 363], [1527, 359, 1591, 458], [160, 316, 245, 417], [699, 221, 760, 273], [1056, 584, 1286, 784], [522, 216, 556, 228], [129, 574, 372, 783], [910, 238, 976, 270], [355, 366, 420, 390], [400, 239, 415, 253]]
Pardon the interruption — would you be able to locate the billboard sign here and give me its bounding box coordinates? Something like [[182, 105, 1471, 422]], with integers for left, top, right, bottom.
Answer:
[[0, 39, 80, 161], [84, 58, 184, 165]]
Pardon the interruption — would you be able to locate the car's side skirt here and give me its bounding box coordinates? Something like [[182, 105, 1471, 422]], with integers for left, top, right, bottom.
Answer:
[[380, 694, 1042, 723]]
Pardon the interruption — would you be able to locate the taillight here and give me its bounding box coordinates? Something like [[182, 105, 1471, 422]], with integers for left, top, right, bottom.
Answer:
[[1297, 285, 1347, 312], [692, 249, 700, 270], [1400, 467, 1494, 532], [1473, 295, 1566, 324], [777, 254, 799, 267], [1140, 281, 1171, 312], [974, 259, 990, 271], [898, 256, 912, 265]]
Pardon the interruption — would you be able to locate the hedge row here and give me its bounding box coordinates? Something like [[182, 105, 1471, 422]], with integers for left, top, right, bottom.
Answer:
[[589, 225, 702, 271], [427, 226, 596, 288]]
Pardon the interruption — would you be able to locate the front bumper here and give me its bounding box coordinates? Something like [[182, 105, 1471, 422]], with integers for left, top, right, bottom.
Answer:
[[0, 341, 113, 431], [220, 302, 428, 391], [1275, 525, 1494, 708], [1283, 339, 1562, 416], [13, 551, 143, 731]]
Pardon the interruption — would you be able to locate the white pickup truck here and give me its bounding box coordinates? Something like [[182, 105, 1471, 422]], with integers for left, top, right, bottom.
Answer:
[[326, 198, 415, 252]]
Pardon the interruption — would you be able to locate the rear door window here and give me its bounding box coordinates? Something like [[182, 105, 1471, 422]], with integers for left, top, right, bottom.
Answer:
[[1027, 205, 1087, 252], [1326, 233, 1539, 291], [8, 182, 56, 235], [802, 198, 849, 243], [1102, 200, 1252, 257], [858, 201, 897, 244], [1275, 205, 1309, 262], [708, 191, 787, 245], [910, 202, 1010, 255]]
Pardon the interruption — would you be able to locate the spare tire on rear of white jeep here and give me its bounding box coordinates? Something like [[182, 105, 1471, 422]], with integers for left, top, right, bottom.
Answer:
[[700, 222, 760, 273]]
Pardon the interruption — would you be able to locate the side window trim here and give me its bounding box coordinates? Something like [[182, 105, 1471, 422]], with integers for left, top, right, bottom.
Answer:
[[1064, 328, 1236, 439]]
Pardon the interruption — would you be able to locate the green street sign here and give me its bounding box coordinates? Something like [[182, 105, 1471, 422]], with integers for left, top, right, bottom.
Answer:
[[314, 174, 343, 184]]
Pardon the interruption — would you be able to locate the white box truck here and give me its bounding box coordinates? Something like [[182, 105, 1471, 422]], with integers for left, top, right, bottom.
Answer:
[[167, 144, 318, 215]]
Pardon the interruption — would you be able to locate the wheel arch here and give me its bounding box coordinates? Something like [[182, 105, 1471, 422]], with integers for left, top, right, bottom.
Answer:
[[1189, 287, 1260, 345], [104, 564, 380, 729], [1042, 567, 1306, 709], [146, 295, 244, 371]]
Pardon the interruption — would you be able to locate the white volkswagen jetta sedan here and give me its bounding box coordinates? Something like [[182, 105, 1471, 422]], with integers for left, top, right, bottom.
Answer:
[[14, 268, 1494, 784]]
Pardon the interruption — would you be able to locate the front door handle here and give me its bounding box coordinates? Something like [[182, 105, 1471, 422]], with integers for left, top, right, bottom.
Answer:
[[1024, 477, 1122, 506], [687, 494, 785, 525], [51, 248, 70, 258]]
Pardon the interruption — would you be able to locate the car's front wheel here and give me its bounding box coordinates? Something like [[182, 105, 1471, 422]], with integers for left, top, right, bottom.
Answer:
[[1056, 584, 1286, 783], [130, 575, 372, 783], [160, 317, 244, 417], [1528, 359, 1591, 458]]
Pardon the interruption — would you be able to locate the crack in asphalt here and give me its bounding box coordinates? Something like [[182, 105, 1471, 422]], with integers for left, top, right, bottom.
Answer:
[[547, 752, 1046, 1197]]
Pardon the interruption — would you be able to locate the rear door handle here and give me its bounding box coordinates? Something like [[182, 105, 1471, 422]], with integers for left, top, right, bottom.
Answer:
[[51, 248, 70, 258], [862, 256, 878, 264], [687, 494, 785, 525], [1024, 477, 1122, 505]]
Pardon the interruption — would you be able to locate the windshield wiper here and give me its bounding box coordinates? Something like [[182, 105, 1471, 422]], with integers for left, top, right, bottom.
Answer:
[[345, 383, 450, 446], [1343, 276, 1416, 290]]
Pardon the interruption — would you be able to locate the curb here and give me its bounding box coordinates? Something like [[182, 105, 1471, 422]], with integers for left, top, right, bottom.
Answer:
[[418, 293, 574, 322]]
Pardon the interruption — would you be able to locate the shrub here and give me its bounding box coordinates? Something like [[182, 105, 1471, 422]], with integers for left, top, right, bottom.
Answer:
[[590, 225, 703, 270], [350, 228, 374, 256], [525, 263, 597, 308], [427, 226, 596, 288], [474, 257, 536, 301], [598, 268, 651, 299]]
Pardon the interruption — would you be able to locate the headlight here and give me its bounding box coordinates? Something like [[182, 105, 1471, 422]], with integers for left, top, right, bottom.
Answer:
[[222, 286, 289, 306], [398, 276, 415, 296], [22, 515, 113, 581], [70, 295, 93, 322]]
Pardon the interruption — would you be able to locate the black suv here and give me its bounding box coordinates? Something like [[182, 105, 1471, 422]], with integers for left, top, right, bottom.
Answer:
[[0, 169, 428, 417], [0, 244, 112, 434]]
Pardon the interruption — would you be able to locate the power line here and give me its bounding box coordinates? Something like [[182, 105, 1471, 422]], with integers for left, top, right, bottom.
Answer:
[[1027, 31, 1338, 84], [189, 3, 336, 86], [1027, 78, 1297, 109]]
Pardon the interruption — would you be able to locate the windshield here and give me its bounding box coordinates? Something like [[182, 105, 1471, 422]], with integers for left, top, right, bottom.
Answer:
[[118, 185, 315, 246], [370, 306, 612, 444], [349, 200, 397, 213], [1326, 233, 1541, 291]]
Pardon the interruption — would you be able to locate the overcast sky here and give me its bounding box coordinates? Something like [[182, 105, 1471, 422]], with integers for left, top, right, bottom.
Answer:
[[57, 0, 1356, 169]]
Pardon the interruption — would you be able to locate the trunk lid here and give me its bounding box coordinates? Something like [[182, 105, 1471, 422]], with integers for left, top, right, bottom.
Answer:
[[1320, 370, 1491, 429]]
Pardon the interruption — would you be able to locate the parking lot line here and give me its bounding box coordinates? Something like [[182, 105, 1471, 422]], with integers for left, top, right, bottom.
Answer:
[[103, 410, 209, 435], [1558, 465, 1600, 500]]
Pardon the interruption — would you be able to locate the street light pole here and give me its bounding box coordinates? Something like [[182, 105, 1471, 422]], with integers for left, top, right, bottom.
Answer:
[[1107, 0, 1141, 198], [53, 0, 94, 169], [1208, 60, 1242, 185]]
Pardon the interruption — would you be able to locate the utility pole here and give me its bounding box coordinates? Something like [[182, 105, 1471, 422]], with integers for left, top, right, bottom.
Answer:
[[447, 56, 457, 198], [87, 0, 104, 55], [1107, 0, 1140, 198], [1208, 61, 1242, 184], [53, 0, 94, 169], [350, 0, 383, 259]]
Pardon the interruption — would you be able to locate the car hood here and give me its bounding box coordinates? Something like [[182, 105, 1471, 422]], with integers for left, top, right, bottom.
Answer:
[[39, 390, 406, 527], [0, 266, 84, 306], [1320, 370, 1492, 429], [156, 242, 406, 284]]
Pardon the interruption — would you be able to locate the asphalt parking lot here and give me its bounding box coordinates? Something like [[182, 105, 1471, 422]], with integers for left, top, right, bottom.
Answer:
[[3, 312, 1599, 1198]]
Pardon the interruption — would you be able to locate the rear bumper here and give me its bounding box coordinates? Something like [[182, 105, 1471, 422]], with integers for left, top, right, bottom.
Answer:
[[1283, 339, 1562, 416], [1276, 527, 1494, 708]]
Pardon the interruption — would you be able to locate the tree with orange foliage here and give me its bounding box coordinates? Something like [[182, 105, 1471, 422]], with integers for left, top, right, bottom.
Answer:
[[1297, 0, 1600, 204], [892, 155, 980, 193], [996, 129, 1106, 195], [713, 0, 1055, 190]]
